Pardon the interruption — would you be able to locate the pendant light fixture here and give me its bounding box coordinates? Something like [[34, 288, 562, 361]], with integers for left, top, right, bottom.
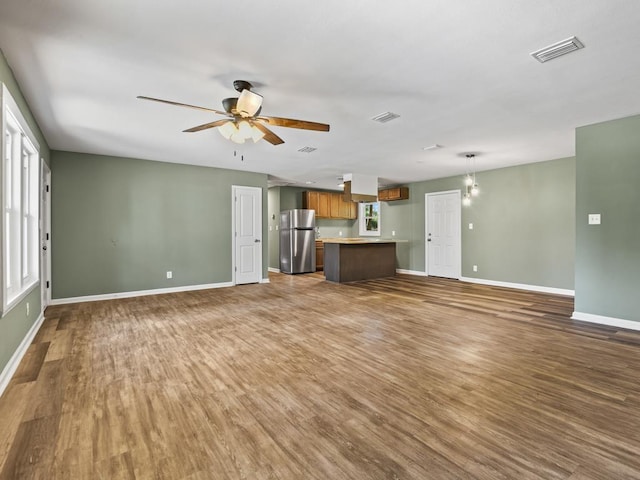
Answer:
[[462, 153, 480, 206]]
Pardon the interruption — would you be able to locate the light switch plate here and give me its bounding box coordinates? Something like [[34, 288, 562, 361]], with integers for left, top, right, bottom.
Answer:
[[469, 223, 474, 230], [588, 213, 601, 225]]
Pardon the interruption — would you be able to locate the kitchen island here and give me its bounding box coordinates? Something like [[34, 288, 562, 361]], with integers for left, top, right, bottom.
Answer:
[[322, 238, 397, 283]]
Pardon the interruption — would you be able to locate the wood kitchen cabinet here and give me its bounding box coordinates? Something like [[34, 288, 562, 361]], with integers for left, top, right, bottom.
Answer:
[[315, 240, 324, 271], [303, 191, 357, 219], [378, 186, 409, 201], [303, 191, 331, 217]]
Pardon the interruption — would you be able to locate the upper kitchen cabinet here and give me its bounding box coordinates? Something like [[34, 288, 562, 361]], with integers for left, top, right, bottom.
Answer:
[[378, 186, 409, 201], [303, 191, 330, 217], [303, 191, 356, 219]]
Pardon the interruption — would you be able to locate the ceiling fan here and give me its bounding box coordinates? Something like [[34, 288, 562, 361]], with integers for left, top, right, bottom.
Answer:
[[138, 80, 330, 146]]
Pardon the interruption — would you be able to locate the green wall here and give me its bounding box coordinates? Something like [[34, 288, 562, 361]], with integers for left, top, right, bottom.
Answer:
[[575, 114, 640, 322], [51, 151, 268, 299], [389, 157, 575, 290], [0, 50, 49, 379], [267, 187, 281, 270]]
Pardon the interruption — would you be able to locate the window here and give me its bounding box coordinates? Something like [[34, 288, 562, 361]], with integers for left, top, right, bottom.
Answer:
[[358, 202, 381, 236], [2, 84, 40, 315]]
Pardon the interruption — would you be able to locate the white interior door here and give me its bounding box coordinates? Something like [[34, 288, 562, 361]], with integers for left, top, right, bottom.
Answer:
[[426, 191, 461, 279], [233, 186, 262, 284], [40, 162, 51, 308]]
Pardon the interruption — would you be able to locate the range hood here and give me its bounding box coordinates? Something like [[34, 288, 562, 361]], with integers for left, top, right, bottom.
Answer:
[[342, 173, 378, 203]]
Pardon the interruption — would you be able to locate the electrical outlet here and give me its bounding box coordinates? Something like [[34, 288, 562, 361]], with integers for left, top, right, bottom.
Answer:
[[469, 223, 474, 230], [588, 213, 601, 225], [166, 271, 173, 279], [339, 231, 343, 236], [26, 302, 29, 316], [392, 230, 396, 236], [473, 265, 478, 272]]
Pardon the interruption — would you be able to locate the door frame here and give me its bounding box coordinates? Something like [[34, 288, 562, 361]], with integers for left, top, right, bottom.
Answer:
[[425, 190, 461, 279], [231, 185, 263, 285], [40, 161, 51, 309]]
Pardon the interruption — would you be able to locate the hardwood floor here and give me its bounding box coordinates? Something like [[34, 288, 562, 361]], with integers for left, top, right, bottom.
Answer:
[[1, 273, 640, 479]]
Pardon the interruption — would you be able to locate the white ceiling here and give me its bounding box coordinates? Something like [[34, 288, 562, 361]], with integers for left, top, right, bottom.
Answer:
[[2, 1, 640, 190]]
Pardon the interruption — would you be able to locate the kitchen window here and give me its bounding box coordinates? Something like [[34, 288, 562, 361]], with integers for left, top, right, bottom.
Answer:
[[2, 84, 40, 315], [358, 202, 381, 236]]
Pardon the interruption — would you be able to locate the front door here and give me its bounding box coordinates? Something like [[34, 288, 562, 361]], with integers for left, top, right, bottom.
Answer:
[[426, 190, 461, 279], [233, 186, 262, 284]]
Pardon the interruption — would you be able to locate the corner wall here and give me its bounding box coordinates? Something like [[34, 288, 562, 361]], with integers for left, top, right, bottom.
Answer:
[[575, 114, 640, 323], [0, 50, 49, 383]]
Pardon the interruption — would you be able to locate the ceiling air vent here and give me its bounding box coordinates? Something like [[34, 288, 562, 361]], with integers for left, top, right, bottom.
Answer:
[[372, 112, 400, 123], [423, 144, 443, 151], [297, 146, 317, 153], [531, 36, 584, 63]]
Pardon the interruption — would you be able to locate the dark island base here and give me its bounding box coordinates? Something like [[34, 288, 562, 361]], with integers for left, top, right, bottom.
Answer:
[[324, 242, 396, 283]]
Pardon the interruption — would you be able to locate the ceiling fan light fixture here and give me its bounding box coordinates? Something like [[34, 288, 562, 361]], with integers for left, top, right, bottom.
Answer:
[[139, 80, 329, 146], [230, 131, 246, 144], [250, 125, 265, 143], [218, 121, 238, 140], [237, 89, 263, 117], [237, 120, 253, 138]]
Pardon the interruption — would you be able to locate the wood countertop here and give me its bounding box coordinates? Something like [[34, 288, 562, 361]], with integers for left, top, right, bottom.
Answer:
[[319, 237, 407, 244]]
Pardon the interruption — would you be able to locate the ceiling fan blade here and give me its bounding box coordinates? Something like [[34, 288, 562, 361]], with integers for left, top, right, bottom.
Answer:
[[137, 96, 230, 116], [253, 122, 285, 145], [183, 119, 231, 133], [258, 116, 330, 132]]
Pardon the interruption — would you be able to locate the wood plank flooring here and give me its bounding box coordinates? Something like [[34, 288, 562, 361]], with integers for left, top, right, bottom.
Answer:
[[1, 273, 640, 479]]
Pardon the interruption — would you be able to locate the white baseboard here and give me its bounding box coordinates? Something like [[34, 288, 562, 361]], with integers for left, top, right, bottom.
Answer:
[[0, 311, 45, 398], [268, 267, 280, 273], [49, 281, 234, 306], [459, 277, 574, 296], [260, 278, 270, 284], [396, 269, 429, 277], [572, 311, 640, 331]]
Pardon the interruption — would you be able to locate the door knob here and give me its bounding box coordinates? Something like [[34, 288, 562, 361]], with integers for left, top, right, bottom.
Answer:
[[254, 239, 261, 243], [42, 245, 47, 250]]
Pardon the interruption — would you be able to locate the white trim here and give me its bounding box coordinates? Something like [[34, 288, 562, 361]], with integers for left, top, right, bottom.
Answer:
[[268, 267, 280, 273], [396, 269, 428, 276], [460, 276, 574, 296], [2, 84, 42, 316], [358, 202, 381, 236], [0, 310, 45, 398], [49, 281, 233, 306], [260, 278, 270, 284], [572, 311, 640, 331]]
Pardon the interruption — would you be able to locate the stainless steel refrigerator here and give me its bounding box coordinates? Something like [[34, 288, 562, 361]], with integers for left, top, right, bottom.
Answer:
[[279, 209, 316, 274]]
